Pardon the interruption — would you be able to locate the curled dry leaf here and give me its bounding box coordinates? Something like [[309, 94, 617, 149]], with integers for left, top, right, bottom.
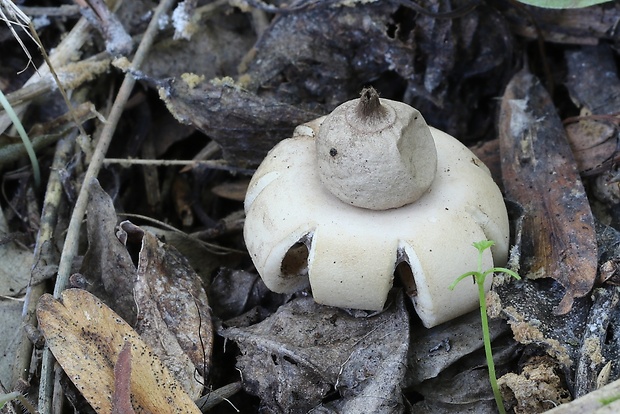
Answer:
[[81, 179, 138, 325], [81, 180, 213, 399], [499, 69, 597, 314], [120, 221, 213, 399], [36, 289, 201, 414]]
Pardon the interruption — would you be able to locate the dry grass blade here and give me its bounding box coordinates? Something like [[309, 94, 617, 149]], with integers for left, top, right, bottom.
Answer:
[[0, 0, 36, 73]]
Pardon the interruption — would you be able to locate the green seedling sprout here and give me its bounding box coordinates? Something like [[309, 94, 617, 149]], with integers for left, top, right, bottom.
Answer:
[[449, 240, 520, 414]]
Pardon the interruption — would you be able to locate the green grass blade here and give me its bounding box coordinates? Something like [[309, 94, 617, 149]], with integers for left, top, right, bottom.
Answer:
[[516, 0, 612, 8], [0, 391, 21, 409], [0, 88, 41, 186]]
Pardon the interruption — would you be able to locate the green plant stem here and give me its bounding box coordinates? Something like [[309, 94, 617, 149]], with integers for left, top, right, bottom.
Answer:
[[0, 392, 36, 413], [478, 279, 505, 414], [0, 391, 20, 408], [450, 241, 520, 414]]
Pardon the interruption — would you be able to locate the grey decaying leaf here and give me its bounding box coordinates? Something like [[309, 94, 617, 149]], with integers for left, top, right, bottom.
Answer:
[[406, 310, 508, 386], [220, 294, 409, 413], [81, 179, 138, 324]]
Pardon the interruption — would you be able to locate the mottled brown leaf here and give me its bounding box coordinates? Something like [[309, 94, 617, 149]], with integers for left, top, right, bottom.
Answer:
[[499, 69, 597, 314], [36, 289, 201, 414]]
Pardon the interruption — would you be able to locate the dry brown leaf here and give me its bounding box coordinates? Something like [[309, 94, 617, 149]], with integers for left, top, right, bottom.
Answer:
[[565, 119, 617, 176], [36, 289, 201, 414], [499, 69, 597, 314]]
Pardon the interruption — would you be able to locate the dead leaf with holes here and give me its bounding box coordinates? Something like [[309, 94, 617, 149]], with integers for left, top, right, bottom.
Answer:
[[36, 288, 202, 414]]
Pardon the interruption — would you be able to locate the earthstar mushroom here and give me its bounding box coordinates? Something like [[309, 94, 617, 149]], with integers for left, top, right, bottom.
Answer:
[[244, 88, 509, 327]]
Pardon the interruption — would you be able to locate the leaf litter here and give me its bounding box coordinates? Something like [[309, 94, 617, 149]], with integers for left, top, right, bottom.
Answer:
[[2, 1, 620, 413]]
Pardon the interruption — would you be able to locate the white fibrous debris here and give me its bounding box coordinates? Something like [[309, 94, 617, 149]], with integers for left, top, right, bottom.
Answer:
[[157, 13, 170, 31], [32, 16, 50, 30], [172, 1, 196, 41]]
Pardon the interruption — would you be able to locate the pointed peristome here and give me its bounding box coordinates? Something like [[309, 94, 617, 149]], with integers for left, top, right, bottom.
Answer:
[[356, 87, 387, 123]]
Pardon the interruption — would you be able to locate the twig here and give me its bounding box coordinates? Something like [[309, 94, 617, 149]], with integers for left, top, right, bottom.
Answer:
[[0, 102, 96, 166], [195, 382, 242, 412], [25, 18, 91, 143], [103, 157, 255, 174], [1, 53, 111, 108], [11, 136, 75, 389], [18, 5, 81, 17], [38, 0, 177, 412], [0, 0, 36, 73]]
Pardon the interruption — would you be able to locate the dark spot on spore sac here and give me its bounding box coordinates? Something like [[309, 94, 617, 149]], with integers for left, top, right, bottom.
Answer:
[[329, 148, 338, 157]]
